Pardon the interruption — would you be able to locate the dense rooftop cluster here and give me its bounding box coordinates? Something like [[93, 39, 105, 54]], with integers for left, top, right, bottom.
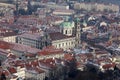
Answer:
[[0, 0, 120, 80]]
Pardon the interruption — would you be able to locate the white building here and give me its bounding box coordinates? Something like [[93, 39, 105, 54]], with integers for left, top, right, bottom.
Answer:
[[14, 66, 46, 80], [60, 21, 75, 36], [49, 32, 75, 50]]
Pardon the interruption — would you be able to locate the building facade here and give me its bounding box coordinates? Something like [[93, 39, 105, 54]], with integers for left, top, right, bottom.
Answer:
[[17, 19, 82, 51], [17, 32, 50, 49], [74, 3, 119, 12]]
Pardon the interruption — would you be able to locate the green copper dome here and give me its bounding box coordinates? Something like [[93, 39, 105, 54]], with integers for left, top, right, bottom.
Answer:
[[74, 17, 80, 22], [60, 22, 74, 28]]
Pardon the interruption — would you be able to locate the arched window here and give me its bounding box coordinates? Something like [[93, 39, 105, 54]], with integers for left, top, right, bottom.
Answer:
[[65, 30, 67, 34], [62, 43, 64, 46], [59, 44, 61, 47]]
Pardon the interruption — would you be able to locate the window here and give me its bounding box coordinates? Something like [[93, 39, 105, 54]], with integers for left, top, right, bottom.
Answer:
[[71, 42, 73, 45], [78, 34, 80, 37], [59, 44, 61, 47], [19, 37, 21, 40], [62, 43, 64, 46], [77, 25, 80, 29], [65, 30, 67, 34], [70, 30, 71, 34], [46, 35, 48, 39]]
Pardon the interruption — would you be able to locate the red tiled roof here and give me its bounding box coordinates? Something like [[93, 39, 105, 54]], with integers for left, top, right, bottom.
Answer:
[[40, 58, 55, 63], [95, 51, 109, 55], [86, 53, 94, 58], [8, 67, 17, 74], [0, 48, 9, 56], [0, 70, 10, 78], [0, 32, 17, 37], [31, 60, 39, 67], [0, 41, 40, 54], [102, 63, 116, 69], [78, 54, 87, 58], [64, 53, 74, 61], [13, 60, 25, 68], [34, 67, 45, 73], [39, 60, 56, 69], [0, 41, 11, 49], [38, 58, 59, 69], [38, 46, 63, 56], [96, 58, 112, 65], [49, 32, 74, 41], [7, 53, 17, 59], [25, 62, 32, 70]]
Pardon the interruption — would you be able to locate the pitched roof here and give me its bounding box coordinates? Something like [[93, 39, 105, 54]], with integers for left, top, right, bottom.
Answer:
[[38, 46, 63, 56], [0, 41, 40, 54], [95, 51, 109, 55], [12, 43, 41, 54], [102, 63, 116, 69], [64, 53, 74, 61], [17, 32, 45, 40], [8, 67, 17, 74], [0, 32, 17, 37], [49, 32, 74, 41], [39, 59, 57, 69], [0, 41, 11, 49]]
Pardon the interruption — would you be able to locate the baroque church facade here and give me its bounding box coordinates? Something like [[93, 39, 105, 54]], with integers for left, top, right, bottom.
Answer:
[[17, 18, 82, 51], [49, 18, 82, 50]]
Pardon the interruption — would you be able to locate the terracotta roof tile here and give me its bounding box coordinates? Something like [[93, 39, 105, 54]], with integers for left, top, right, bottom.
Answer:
[[0, 41, 11, 49], [64, 53, 74, 61], [39, 59, 57, 69], [0, 32, 17, 37], [102, 63, 116, 69], [38, 46, 63, 55], [49, 32, 74, 41], [8, 67, 17, 74], [34, 67, 45, 73]]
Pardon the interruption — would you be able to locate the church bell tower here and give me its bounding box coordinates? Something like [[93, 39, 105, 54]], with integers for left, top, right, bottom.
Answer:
[[74, 18, 82, 48]]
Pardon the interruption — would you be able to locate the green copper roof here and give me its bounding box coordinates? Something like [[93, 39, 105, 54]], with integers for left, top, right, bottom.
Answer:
[[74, 17, 80, 22], [60, 22, 74, 28]]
